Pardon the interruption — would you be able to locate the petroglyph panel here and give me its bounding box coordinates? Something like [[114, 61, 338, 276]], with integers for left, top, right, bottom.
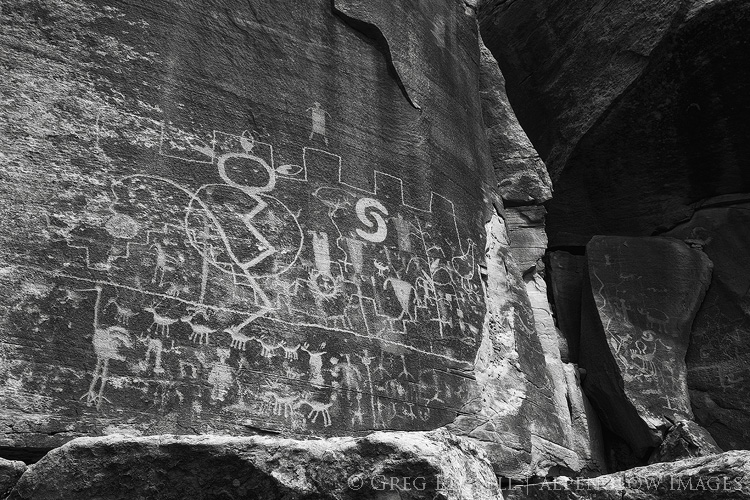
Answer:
[[0, 123, 484, 440], [0, 0, 489, 447]]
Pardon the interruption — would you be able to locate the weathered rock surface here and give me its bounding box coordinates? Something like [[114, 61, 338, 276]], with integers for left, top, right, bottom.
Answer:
[[504, 207, 548, 276], [450, 211, 574, 479], [0, 458, 25, 499], [505, 451, 750, 499], [579, 236, 713, 457], [664, 199, 750, 451], [650, 420, 722, 465], [448, 41, 603, 477], [7, 432, 501, 500], [0, 0, 491, 447], [478, 39, 552, 205], [449, 205, 603, 478], [563, 364, 606, 476], [483, 0, 750, 467]]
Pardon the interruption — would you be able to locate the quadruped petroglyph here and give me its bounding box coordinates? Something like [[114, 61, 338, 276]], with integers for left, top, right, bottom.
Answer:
[[27, 117, 485, 435]]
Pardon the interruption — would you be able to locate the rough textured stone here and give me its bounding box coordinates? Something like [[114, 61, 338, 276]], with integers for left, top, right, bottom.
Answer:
[[449, 212, 549, 479], [478, 39, 552, 205], [504, 207, 548, 275], [0, 458, 26, 500], [0, 0, 602, 481], [579, 236, 713, 457], [664, 200, 750, 451], [6, 432, 501, 499], [450, 208, 600, 479], [650, 420, 722, 465], [505, 451, 750, 499], [0, 0, 490, 447]]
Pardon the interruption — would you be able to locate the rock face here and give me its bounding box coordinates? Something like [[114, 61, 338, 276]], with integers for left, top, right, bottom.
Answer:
[[580, 236, 713, 458], [505, 450, 750, 499], [481, 0, 750, 244], [478, 40, 552, 205], [478, 0, 685, 181], [3, 0, 747, 492], [448, 44, 605, 478], [0, 0, 491, 447], [0, 0, 603, 483], [481, 0, 750, 458], [449, 209, 601, 479], [6, 432, 501, 500], [651, 420, 723, 465]]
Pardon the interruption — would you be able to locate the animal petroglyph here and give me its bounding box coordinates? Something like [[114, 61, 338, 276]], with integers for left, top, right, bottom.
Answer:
[[180, 313, 215, 345], [144, 303, 179, 337], [106, 298, 137, 325], [281, 342, 301, 360], [297, 392, 336, 427], [637, 307, 670, 333], [79, 287, 133, 410]]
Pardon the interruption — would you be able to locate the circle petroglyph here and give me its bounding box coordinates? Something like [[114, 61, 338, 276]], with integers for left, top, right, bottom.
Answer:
[[105, 213, 140, 239]]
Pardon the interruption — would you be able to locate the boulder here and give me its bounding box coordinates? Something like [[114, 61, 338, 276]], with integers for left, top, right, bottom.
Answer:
[[0, 458, 26, 499], [579, 236, 712, 457], [664, 199, 750, 450], [7, 432, 501, 500], [504, 450, 750, 499], [650, 420, 722, 465]]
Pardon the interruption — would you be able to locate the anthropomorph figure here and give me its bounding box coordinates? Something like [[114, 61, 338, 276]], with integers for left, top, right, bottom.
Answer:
[[306, 102, 331, 145]]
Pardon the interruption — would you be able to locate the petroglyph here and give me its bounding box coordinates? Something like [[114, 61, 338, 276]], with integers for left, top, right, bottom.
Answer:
[[306, 102, 331, 145], [79, 287, 134, 410], [25, 124, 483, 434]]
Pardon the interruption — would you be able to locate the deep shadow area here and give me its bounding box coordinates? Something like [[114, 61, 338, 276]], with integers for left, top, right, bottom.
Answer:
[[546, 1, 750, 245], [0, 446, 52, 464]]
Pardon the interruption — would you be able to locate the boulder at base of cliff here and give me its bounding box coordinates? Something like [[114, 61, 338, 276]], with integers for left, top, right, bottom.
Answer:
[[7, 431, 501, 500], [504, 450, 750, 499], [0, 458, 26, 499]]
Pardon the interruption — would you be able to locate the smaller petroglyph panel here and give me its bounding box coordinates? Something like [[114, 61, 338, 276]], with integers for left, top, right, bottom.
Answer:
[[579, 236, 712, 455], [664, 202, 750, 450]]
